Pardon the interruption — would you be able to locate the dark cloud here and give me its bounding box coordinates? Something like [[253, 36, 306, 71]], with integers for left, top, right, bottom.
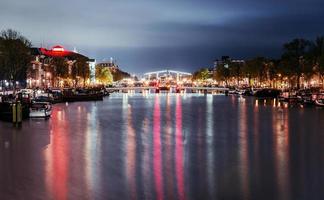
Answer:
[[1, 0, 324, 73]]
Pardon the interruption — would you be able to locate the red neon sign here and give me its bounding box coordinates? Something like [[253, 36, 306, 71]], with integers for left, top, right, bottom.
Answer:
[[52, 45, 65, 52]]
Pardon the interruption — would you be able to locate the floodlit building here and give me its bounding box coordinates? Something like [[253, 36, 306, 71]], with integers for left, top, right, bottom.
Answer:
[[27, 45, 93, 88], [96, 57, 119, 72], [88, 59, 96, 84]]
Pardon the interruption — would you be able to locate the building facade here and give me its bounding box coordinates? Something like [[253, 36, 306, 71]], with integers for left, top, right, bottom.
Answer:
[[96, 57, 119, 72], [27, 45, 92, 88]]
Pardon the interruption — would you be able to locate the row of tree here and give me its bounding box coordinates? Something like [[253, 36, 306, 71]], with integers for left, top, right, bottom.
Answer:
[[48, 56, 92, 87], [44, 57, 115, 87], [194, 37, 324, 89]]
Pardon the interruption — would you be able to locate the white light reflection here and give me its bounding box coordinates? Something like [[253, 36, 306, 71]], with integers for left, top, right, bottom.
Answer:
[[238, 98, 249, 200], [273, 107, 290, 199], [206, 94, 215, 198], [85, 105, 101, 198], [141, 117, 152, 200]]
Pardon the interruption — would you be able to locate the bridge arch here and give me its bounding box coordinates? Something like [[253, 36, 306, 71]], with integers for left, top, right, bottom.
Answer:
[[143, 70, 192, 81]]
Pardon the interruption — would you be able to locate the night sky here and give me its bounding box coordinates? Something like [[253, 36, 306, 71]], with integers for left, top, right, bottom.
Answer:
[[1, 0, 324, 74]]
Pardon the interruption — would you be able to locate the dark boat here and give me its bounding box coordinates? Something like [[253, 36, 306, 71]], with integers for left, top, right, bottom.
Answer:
[[34, 95, 54, 103], [315, 99, 324, 107], [296, 88, 319, 106], [300, 94, 315, 106], [314, 93, 324, 107], [47, 88, 64, 103], [242, 88, 253, 96], [63, 88, 104, 102], [158, 86, 170, 91], [254, 89, 281, 98]]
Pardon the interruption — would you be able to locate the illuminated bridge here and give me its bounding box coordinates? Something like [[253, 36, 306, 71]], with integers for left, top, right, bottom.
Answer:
[[143, 70, 192, 81], [106, 86, 229, 94]]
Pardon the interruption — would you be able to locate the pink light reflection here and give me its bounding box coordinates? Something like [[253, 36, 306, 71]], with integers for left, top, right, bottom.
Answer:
[[45, 108, 69, 200], [175, 95, 185, 200], [153, 95, 164, 200]]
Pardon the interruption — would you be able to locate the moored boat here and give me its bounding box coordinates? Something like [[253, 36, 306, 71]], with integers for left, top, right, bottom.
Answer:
[[63, 93, 104, 102], [63, 88, 104, 102], [315, 99, 324, 107], [34, 95, 54, 103], [29, 102, 52, 118], [314, 93, 324, 107], [254, 88, 281, 98]]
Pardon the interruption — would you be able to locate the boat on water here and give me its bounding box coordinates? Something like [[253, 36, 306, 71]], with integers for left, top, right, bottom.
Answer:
[[300, 94, 314, 106], [63, 88, 104, 102], [63, 93, 104, 102], [314, 93, 324, 107], [315, 99, 324, 107], [254, 89, 281, 98], [34, 94, 54, 103], [46, 88, 64, 103], [29, 102, 52, 118], [296, 88, 319, 106]]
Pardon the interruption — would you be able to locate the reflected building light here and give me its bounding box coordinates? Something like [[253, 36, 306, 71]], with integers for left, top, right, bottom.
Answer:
[[122, 93, 128, 109], [44, 109, 69, 200], [141, 118, 152, 199], [206, 94, 215, 198], [85, 106, 101, 197], [57, 110, 63, 121], [238, 99, 250, 200], [153, 95, 164, 200], [272, 109, 290, 199], [164, 94, 175, 199], [238, 96, 245, 103], [125, 105, 137, 199], [44, 138, 53, 198], [175, 95, 185, 200]]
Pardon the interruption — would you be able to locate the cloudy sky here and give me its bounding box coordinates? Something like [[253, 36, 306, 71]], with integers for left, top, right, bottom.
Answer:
[[1, 0, 324, 74]]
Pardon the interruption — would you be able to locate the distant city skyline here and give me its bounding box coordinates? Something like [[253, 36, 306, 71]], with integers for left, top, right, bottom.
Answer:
[[1, 0, 324, 73]]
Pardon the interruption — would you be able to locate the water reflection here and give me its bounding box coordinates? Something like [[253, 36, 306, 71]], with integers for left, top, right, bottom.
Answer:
[[153, 95, 163, 200], [85, 104, 101, 198], [238, 97, 249, 200], [164, 94, 175, 200], [272, 106, 290, 200], [1, 94, 324, 200], [141, 116, 152, 200], [175, 95, 185, 200], [45, 108, 69, 200], [206, 94, 215, 199], [125, 100, 137, 199]]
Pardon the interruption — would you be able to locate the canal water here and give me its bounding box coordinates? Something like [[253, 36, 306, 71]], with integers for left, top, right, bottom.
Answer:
[[0, 94, 324, 200]]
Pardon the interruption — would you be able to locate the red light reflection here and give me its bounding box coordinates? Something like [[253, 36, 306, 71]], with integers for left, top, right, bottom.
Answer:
[[175, 95, 185, 200], [153, 96, 164, 200], [44, 108, 69, 200]]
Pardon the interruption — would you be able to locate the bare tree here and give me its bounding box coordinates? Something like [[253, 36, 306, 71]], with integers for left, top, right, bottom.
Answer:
[[0, 29, 32, 92]]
